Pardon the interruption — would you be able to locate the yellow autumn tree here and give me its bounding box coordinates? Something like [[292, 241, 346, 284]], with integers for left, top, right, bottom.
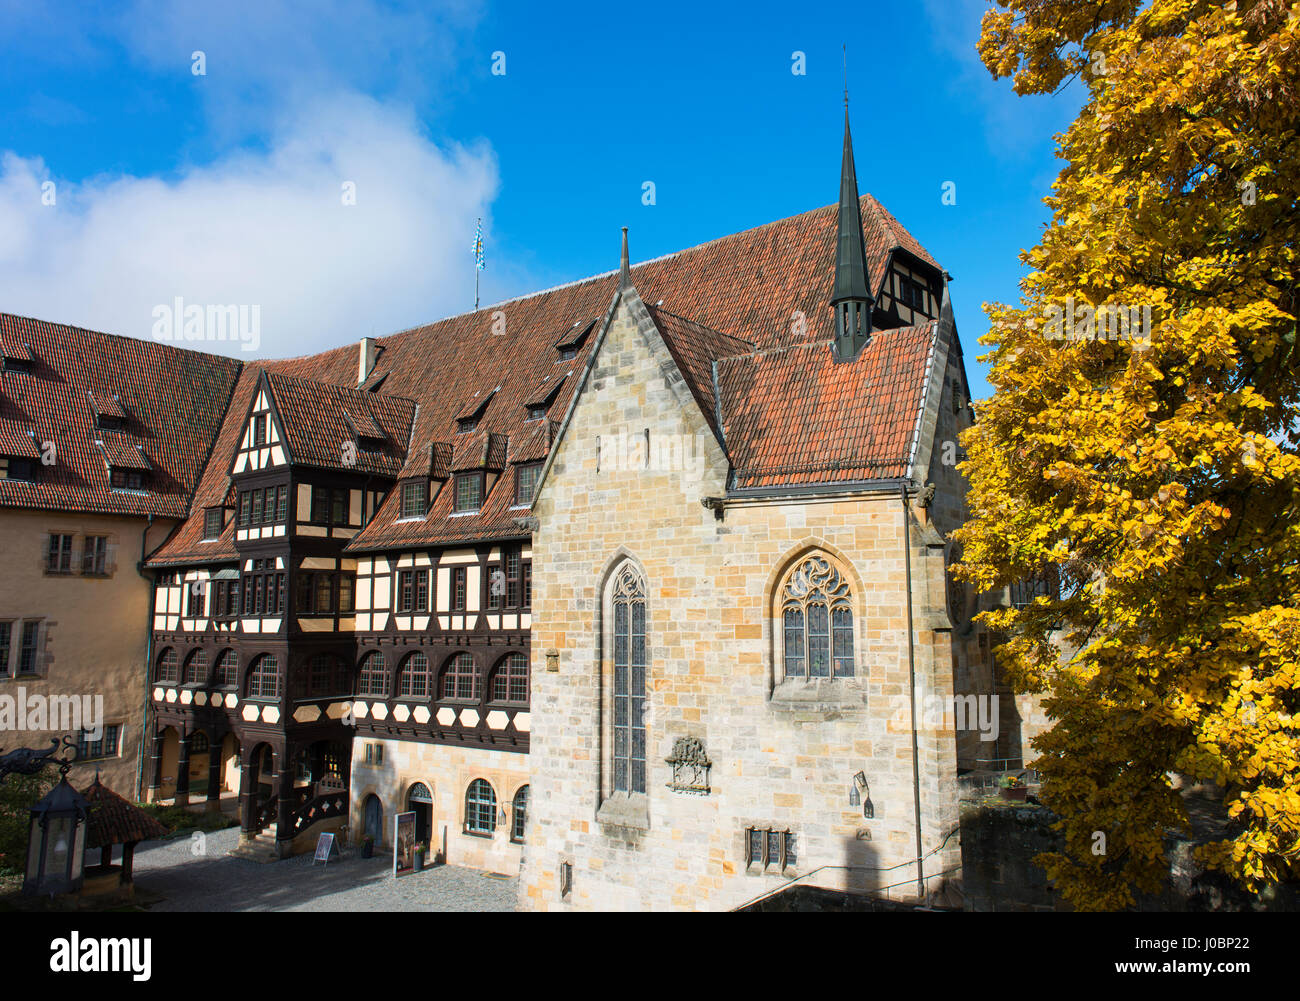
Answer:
[[958, 0, 1300, 909]]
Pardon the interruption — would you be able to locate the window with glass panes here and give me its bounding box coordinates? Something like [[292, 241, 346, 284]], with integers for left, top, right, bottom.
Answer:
[[780, 554, 854, 678], [511, 786, 529, 842], [204, 507, 224, 539], [399, 652, 430, 698], [514, 462, 541, 505], [215, 649, 238, 687], [0, 622, 10, 675], [465, 779, 496, 835], [247, 654, 280, 699], [453, 567, 466, 610], [82, 536, 109, 575], [454, 473, 482, 512], [77, 725, 121, 761], [309, 654, 333, 695], [441, 652, 477, 700], [610, 564, 646, 794], [397, 569, 428, 612], [155, 648, 178, 683], [17, 621, 39, 675], [47, 534, 73, 573], [400, 480, 424, 518], [357, 652, 388, 697], [182, 649, 207, 685], [491, 653, 528, 703], [746, 827, 796, 870]]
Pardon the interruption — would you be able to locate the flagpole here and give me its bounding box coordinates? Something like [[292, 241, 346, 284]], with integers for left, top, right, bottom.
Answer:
[[474, 217, 482, 311]]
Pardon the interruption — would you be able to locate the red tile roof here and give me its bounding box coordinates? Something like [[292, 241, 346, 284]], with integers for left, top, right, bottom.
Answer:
[[715, 323, 937, 489], [0, 314, 241, 519], [147, 193, 944, 559], [0, 418, 41, 459], [82, 776, 169, 848], [263, 371, 415, 477], [96, 435, 153, 471]]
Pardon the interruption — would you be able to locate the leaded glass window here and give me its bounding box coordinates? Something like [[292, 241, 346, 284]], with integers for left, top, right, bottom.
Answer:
[[511, 785, 528, 842], [182, 649, 207, 686], [247, 654, 280, 699], [780, 555, 854, 678], [611, 564, 646, 795], [399, 652, 430, 699], [465, 779, 496, 834], [156, 648, 178, 684], [491, 652, 528, 703], [441, 652, 477, 700], [357, 652, 388, 697]]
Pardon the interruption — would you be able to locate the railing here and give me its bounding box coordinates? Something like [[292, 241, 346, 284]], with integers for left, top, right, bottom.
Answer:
[[289, 791, 350, 835]]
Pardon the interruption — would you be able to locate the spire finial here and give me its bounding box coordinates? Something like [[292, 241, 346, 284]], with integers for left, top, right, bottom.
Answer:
[[619, 226, 630, 289], [843, 44, 848, 109]]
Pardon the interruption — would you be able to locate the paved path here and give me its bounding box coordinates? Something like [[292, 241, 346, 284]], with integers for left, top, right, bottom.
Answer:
[[131, 827, 518, 912]]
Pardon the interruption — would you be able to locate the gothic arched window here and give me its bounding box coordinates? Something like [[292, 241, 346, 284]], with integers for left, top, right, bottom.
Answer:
[[780, 554, 855, 678], [610, 564, 646, 794]]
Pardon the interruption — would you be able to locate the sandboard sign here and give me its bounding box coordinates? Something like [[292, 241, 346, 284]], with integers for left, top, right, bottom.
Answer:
[[313, 832, 340, 866], [394, 811, 416, 877]]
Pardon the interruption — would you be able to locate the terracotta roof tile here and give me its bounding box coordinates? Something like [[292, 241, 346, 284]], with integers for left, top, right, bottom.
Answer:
[[715, 323, 937, 490], [0, 314, 241, 519], [263, 371, 415, 476], [83, 777, 169, 847], [96, 436, 152, 471]]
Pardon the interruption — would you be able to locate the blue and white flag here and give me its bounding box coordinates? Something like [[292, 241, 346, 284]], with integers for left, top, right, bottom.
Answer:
[[472, 219, 484, 271]]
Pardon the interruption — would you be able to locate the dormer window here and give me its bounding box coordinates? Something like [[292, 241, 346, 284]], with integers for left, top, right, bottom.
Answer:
[[515, 462, 542, 506], [111, 468, 147, 490], [0, 420, 42, 481], [89, 392, 128, 432], [3, 457, 36, 481], [454, 472, 483, 513], [523, 373, 569, 423], [203, 507, 225, 540], [344, 406, 386, 452], [400, 480, 426, 519], [1, 337, 33, 373], [555, 319, 595, 360], [454, 388, 497, 434]]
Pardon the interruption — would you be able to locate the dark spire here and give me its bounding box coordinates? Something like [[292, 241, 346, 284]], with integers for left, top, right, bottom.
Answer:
[[831, 107, 873, 359], [619, 226, 630, 289]]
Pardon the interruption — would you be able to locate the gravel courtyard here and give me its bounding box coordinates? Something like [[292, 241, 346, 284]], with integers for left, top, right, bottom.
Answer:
[[130, 826, 518, 912]]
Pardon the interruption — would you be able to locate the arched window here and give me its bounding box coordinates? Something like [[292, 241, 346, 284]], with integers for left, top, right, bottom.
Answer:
[[357, 652, 388, 697], [398, 652, 431, 699], [610, 563, 646, 795], [155, 648, 178, 684], [511, 785, 529, 843], [215, 649, 239, 688], [465, 779, 496, 835], [780, 553, 855, 678], [247, 654, 280, 699], [490, 653, 528, 703], [182, 649, 207, 686], [441, 653, 478, 700]]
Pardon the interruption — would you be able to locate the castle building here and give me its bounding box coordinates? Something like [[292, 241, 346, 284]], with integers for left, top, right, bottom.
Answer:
[[0, 111, 1019, 905]]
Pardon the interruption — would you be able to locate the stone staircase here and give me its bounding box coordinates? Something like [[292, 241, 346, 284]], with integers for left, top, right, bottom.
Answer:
[[229, 828, 281, 863]]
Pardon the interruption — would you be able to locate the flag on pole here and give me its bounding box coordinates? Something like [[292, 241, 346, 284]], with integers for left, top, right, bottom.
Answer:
[[472, 219, 484, 272]]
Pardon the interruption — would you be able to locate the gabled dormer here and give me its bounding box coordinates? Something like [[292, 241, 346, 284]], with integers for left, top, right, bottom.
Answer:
[[874, 251, 944, 328], [449, 431, 507, 515], [231, 372, 288, 476]]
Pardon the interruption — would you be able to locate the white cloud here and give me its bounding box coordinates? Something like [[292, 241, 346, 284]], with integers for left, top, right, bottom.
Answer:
[[0, 92, 499, 357]]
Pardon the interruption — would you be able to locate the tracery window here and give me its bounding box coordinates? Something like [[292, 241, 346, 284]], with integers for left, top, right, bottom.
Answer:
[[610, 564, 646, 794], [780, 554, 855, 678]]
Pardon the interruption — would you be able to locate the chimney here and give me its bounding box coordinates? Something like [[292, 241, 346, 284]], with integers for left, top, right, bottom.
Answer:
[[358, 337, 376, 386]]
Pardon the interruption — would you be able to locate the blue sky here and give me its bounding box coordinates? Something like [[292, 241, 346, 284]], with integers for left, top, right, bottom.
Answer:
[[0, 0, 1082, 400]]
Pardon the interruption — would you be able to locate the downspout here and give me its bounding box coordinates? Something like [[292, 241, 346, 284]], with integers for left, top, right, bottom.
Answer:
[[901, 485, 925, 900], [135, 514, 156, 802]]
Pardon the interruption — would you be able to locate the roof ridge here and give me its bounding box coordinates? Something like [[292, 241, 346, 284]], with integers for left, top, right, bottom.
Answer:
[[264, 367, 417, 407]]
